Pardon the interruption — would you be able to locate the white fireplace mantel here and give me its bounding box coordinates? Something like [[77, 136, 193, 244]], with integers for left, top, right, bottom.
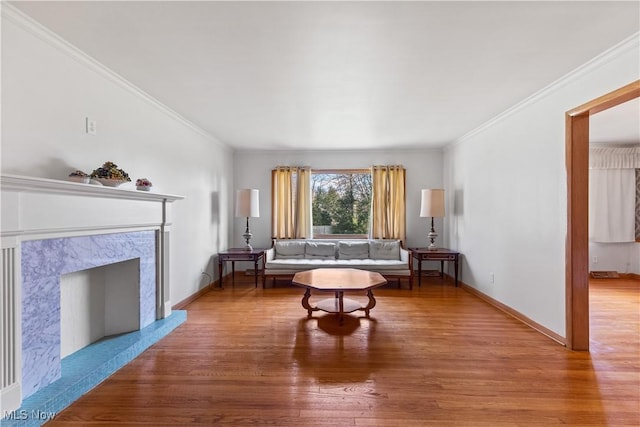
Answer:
[[2, 174, 183, 239], [0, 174, 184, 414], [1, 174, 183, 203]]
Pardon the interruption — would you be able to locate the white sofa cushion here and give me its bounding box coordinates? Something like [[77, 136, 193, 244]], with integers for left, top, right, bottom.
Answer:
[[275, 240, 306, 259], [369, 240, 400, 260], [337, 241, 370, 259], [305, 241, 336, 259], [265, 258, 407, 271]]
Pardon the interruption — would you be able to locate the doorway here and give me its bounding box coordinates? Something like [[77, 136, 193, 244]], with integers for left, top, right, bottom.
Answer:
[[565, 80, 640, 350]]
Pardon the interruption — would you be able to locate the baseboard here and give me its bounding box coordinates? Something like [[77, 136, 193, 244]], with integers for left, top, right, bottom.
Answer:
[[590, 272, 640, 281], [460, 281, 566, 346], [590, 270, 619, 279], [172, 277, 221, 310]]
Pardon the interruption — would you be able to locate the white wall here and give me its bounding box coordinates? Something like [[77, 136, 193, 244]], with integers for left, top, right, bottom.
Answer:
[[1, 8, 234, 305], [443, 35, 640, 337], [233, 149, 444, 251], [589, 242, 640, 274]]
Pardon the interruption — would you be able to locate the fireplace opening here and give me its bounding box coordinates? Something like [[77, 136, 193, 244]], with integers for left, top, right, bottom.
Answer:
[[60, 259, 140, 358]]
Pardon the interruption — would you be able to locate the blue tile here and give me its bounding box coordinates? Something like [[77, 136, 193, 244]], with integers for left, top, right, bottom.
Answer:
[[1, 311, 186, 427]]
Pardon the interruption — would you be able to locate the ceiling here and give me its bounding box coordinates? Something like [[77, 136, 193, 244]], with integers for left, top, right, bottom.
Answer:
[[9, 1, 640, 151]]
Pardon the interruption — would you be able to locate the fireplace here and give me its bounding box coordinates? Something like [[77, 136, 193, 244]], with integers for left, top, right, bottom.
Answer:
[[1, 174, 183, 414], [21, 231, 156, 398]]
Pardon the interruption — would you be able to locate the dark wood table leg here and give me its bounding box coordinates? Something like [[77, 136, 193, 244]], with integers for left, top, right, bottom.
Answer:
[[364, 290, 377, 317], [231, 261, 235, 285], [301, 289, 313, 317], [454, 257, 459, 287], [218, 259, 223, 289], [418, 257, 422, 287], [253, 259, 258, 288], [337, 291, 344, 325]]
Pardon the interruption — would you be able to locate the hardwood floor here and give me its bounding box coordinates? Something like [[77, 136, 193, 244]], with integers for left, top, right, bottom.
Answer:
[[46, 276, 639, 426]]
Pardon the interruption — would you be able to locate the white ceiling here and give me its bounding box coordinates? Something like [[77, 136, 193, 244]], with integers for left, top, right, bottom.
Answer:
[[9, 1, 640, 151]]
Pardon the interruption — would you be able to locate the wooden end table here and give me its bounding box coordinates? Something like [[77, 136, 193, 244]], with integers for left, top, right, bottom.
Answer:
[[292, 268, 387, 325], [410, 248, 460, 287], [218, 248, 265, 288]]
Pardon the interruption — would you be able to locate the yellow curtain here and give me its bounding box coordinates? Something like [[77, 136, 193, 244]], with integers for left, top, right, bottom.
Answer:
[[371, 165, 406, 242], [271, 166, 311, 238], [295, 167, 312, 238]]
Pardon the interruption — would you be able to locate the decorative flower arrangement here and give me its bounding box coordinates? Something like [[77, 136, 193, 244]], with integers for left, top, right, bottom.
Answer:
[[136, 178, 153, 191], [68, 170, 90, 183], [90, 161, 131, 182]]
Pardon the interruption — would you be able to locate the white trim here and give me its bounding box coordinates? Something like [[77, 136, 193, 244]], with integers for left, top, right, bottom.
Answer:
[[0, 243, 21, 415], [1, 174, 184, 203], [2, 225, 163, 241], [446, 32, 640, 150], [235, 147, 445, 155], [0, 383, 22, 415], [1, 3, 229, 150]]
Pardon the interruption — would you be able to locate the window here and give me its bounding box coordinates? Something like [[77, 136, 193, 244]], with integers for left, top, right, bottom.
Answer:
[[311, 170, 372, 238], [271, 165, 405, 241]]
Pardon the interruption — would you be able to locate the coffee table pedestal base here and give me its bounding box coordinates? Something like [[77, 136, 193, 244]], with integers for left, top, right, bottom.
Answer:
[[301, 289, 377, 325]]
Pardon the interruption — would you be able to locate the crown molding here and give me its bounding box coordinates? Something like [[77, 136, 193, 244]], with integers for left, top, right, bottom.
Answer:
[[1, 3, 230, 151], [446, 31, 640, 151], [234, 146, 445, 155]]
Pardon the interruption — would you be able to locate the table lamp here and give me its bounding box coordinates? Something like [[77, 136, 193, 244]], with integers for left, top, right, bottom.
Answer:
[[235, 189, 259, 250], [420, 189, 445, 250]]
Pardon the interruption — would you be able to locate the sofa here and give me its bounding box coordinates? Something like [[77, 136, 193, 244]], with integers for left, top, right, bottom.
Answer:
[[263, 239, 413, 289]]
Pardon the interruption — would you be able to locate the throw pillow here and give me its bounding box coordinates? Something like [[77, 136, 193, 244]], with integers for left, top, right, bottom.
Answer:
[[305, 241, 336, 259], [369, 240, 400, 260], [338, 241, 369, 259], [275, 241, 306, 259]]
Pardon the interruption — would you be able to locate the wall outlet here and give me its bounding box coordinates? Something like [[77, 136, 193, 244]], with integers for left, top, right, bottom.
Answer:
[[592, 256, 598, 263], [490, 272, 495, 284], [86, 117, 97, 135]]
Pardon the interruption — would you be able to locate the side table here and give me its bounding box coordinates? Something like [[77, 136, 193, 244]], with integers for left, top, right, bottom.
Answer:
[[218, 248, 265, 288], [410, 248, 460, 287]]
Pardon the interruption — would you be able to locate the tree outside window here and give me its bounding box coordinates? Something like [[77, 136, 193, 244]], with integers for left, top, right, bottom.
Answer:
[[311, 171, 371, 238]]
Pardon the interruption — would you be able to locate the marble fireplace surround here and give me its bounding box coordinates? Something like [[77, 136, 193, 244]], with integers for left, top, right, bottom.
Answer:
[[0, 174, 183, 413], [21, 231, 156, 398]]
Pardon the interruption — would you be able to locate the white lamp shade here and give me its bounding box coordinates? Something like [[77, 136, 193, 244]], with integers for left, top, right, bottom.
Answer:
[[235, 189, 260, 218], [420, 189, 445, 218]]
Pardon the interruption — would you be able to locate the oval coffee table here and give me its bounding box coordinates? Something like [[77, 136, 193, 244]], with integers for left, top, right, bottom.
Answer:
[[292, 268, 387, 325]]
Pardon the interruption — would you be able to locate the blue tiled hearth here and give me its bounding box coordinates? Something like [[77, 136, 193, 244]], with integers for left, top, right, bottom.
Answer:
[[1, 310, 186, 427]]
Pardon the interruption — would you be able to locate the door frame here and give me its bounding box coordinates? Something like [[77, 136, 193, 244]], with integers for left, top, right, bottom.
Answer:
[[565, 80, 640, 350]]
